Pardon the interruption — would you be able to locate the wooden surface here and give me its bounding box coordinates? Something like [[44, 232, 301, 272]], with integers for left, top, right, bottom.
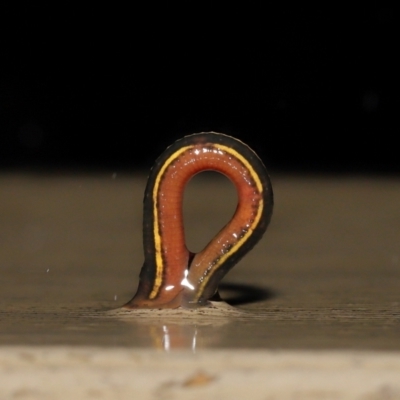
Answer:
[[1, 172, 399, 398], [1, 348, 400, 399], [1, 172, 399, 349]]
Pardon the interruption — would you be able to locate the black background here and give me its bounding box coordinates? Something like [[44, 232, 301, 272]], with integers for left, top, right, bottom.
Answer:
[[1, 5, 397, 173]]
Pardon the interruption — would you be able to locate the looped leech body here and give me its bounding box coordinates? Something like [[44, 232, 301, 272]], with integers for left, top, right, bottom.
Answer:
[[124, 132, 273, 309]]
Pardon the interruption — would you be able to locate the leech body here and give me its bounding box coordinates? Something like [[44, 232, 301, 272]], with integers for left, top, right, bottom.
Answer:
[[124, 132, 273, 309]]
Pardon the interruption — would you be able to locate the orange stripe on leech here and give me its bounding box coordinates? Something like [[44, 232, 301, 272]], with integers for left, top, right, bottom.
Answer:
[[189, 144, 265, 300], [149, 145, 192, 299], [217, 144, 264, 194], [149, 141, 266, 301]]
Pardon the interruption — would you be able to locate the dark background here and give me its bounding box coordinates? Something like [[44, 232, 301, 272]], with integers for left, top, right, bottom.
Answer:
[[1, 5, 396, 174]]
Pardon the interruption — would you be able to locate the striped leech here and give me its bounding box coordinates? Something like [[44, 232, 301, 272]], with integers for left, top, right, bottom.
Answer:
[[124, 132, 273, 309]]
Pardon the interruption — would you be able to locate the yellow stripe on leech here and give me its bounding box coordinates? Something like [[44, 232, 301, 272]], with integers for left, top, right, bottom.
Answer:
[[192, 144, 265, 300], [149, 145, 192, 299]]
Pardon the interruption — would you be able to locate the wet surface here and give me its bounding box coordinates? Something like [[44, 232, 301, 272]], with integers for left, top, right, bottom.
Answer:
[[1, 173, 400, 350]]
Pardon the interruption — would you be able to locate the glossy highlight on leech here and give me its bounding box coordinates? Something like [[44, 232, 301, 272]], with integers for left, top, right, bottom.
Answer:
[[123, 132, 273, 309]]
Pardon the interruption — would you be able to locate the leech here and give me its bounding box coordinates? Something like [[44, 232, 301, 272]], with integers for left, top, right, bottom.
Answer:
[[124, 132, 273, 309]]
